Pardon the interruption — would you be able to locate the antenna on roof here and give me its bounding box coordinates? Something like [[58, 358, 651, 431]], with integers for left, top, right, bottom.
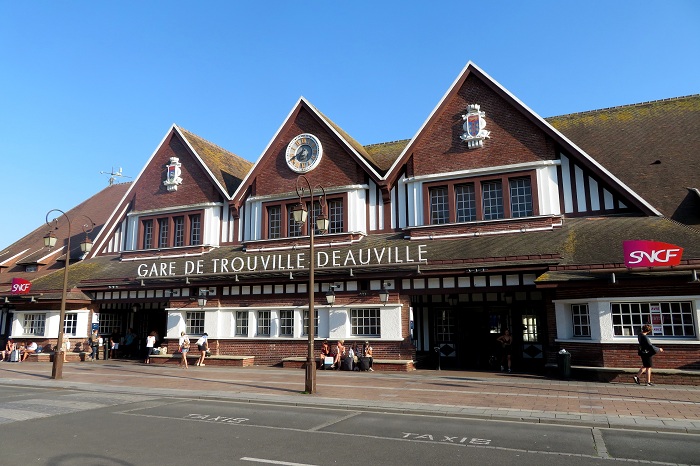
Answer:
[[100, 167, 132, 186]]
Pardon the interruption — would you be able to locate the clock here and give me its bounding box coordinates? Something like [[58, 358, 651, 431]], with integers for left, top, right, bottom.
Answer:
[[285, 133, 323, 173]]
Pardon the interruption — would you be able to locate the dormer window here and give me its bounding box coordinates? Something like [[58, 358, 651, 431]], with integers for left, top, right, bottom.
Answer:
[[427, 172, 536, 225]]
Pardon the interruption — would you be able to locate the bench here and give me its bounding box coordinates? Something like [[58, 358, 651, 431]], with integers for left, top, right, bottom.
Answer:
[[545, 363, 700, 386], [24, 352, 88, 363], [281, 357, 415, 372], [149, 353, 255, 367]]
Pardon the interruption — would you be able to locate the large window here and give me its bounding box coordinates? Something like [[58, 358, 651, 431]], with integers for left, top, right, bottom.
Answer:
[[98, 313, 121, 336], [257, 311, 270, 337], [23, 313, 46, 336], [572, 304, 591, 337], [63, 314, 78, 336], [302, 310, 319, 336], [186, 311, 205, 335], [235, 311, 249, 337], [279, 310, 294, 337], [288, 206, 302, 238], [425, 172, 536, 225], [351, 309, 381, 336], [174, 216, 185, 247], [435, 308, 455, 341], [612, 302, 695, 337]]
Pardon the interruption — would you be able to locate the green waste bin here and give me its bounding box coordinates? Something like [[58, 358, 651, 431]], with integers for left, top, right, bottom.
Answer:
[[557, 350, 571, 379]]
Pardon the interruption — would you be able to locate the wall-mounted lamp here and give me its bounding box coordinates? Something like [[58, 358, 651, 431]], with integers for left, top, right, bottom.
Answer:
[[235, 274, 239, 282], [325, 284, 340, 306], [611, 272, 617, 285], [691, 270, 699, 283], [289, 271, 294, 280], [140, 279, 145, 286], [185, 277, 190, 285], [379, 283, 390, 306], [197, 291, 208, 308]]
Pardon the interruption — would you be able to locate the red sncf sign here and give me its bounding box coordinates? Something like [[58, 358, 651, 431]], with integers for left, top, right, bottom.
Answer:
[[623, 240, 683, 268], [11, 277, 32, 295]]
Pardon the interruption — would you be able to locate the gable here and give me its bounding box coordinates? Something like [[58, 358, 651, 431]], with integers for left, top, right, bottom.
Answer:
[[234, 100, 381, 206], [129, 130, 226, 213]]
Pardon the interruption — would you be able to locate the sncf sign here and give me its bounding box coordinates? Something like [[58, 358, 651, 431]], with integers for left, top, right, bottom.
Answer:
[[11, 277, 31, 295], [623, 240, 683, 268]]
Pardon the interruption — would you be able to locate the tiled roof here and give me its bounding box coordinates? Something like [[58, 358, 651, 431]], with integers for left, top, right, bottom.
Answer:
[[25, 215, 700, 293], [0, 182, 130, 293], [178, 127, 254, 197], [364, 140, 410, 173], [547, 95, 700, 224]]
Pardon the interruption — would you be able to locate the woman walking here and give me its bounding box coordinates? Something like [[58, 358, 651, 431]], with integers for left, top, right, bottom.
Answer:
[[179, 331, 190, 369], [634, 324, 664, 386]]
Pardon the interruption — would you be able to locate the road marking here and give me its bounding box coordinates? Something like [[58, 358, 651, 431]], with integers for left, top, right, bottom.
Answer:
[[591, 428, 610, 458], [308, 411, 360, 431], [241, 458, 317, 466]]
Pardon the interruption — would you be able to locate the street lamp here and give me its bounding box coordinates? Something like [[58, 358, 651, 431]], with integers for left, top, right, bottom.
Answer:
[[292, 175, 328, 394], [43, 210, 94, 380]]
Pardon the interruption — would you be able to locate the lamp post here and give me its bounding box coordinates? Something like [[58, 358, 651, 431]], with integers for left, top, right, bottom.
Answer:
[[44, 210, 94, 380], [292, 175, 328, 394]]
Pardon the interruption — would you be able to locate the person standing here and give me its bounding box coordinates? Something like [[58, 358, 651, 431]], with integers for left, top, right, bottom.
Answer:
[[178, 331, 190, 369], [195, 333, 208, 366], [144, 331, 156, 364], [363, 341, 374, 371], [62, 336, 71, 362], [634, 324, 664, 386], [497, 329, 513, 373], [89, 329, 100, 361]]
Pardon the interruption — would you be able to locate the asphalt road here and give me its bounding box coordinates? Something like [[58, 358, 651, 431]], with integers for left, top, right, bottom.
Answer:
[[0, 385, 698, 466]]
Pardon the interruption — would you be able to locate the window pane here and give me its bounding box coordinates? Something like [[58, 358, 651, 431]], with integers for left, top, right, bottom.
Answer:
[[509, 178, 533, 217], [235, 311, 249, 337], [279, 310, 294, 336], [482, 181, 504, 220], [143, 220, 153, 249], [190, 214, 201, 245], [174, 216, 185, 247], [571, 304, 591, 337], [23, 313, 46, 336], [186, 311, 205, 335], [302, 310, 319, 336], [158, 218, 169, 248], [268, 206, 281, 239], [63, 314, 78, 336], [288, 205, 302, 237], [455, 184, 476, 222], [429, 187, 449, 224], [328, 199, 343, 234], [257, 311, 270, 337]]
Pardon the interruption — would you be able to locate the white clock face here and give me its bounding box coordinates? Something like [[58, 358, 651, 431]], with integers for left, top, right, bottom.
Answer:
[[286, 133, 323, 173]]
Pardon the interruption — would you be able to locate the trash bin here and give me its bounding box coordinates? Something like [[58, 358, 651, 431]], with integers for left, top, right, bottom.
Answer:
[[557, 349, 571, 379]]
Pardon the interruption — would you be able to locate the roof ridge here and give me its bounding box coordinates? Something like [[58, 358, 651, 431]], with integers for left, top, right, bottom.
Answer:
[[547, 94, 700, 119], [364, 139, 411, 149]]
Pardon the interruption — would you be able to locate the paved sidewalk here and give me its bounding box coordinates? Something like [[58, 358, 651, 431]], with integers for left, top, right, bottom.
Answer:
[[1, 360, 699, 434]]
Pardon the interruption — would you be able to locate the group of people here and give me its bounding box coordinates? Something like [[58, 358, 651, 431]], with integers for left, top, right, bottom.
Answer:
[[0, 338, 38, 362], [319, 339, 374, 371], [176, 332, 209, 369]]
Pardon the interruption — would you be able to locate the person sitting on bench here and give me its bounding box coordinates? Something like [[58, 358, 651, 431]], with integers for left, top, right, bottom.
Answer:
[[21, 341, 38, 361], [1, 338, 15, 361], [319, 339, 331, 369]]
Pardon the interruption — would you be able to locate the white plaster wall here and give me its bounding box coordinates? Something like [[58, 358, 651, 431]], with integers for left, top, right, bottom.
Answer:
[[328, 308, 349, 340], [536, 165, 561, 216], [380, 305, 403, 339]]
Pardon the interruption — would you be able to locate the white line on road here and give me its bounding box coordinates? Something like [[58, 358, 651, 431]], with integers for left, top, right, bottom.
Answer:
[[241, 458, 317, 466]]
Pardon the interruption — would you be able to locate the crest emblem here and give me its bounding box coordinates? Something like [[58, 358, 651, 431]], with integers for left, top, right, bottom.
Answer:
[[460, 104, 491, 149], [163, 157, 183, 191]]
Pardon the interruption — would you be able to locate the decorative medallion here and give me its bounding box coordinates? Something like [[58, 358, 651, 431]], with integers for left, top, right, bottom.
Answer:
[[460, 104, 491, 149], [285, 133, 323, 173], [163, 157, 183, 191]]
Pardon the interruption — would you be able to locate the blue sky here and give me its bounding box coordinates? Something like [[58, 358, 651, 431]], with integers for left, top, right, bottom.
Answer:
[[1, 1, 698, 250]]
